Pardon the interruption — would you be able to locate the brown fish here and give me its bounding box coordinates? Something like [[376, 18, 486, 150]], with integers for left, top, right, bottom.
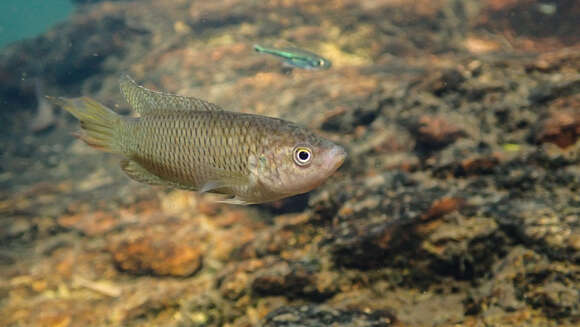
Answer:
[[51, 75, 346, 204]]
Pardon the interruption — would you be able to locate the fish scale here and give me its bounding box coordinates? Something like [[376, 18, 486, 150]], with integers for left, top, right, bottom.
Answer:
[[128, 111, 247, 186]]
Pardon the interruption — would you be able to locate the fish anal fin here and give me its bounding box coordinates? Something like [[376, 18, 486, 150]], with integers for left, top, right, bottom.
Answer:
[[119, 74, 224, 115], [120, 159, 167, 186]]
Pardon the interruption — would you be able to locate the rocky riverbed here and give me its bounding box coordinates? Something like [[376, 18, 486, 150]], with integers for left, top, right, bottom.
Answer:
[[0, 0, 579, 326]]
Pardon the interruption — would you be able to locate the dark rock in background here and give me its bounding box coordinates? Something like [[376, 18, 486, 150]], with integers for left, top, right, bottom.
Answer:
[[263, 304, 397, 327]]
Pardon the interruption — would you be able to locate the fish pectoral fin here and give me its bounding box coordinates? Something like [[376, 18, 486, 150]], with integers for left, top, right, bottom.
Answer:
[[120, 159, 167, 186], [198, 172, 250, 194], [199, 180, 234, 194], [197, 161, 252, 194], [119, 74, 224, 115]]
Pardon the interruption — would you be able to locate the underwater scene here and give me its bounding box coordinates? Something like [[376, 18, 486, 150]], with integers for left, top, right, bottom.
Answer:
[[0, 0, 579, 326]]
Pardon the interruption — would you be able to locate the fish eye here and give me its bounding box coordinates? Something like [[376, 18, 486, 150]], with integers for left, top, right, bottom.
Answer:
[[319, 59, 325, 66], [293, 146, 313, 166]]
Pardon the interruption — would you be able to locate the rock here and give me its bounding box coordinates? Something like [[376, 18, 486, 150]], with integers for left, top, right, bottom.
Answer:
[[420, 69, 466, 97], [466, 247, 579, 323], [218, 258, 271, 301], [491, 196, 580, 261], [111, 278, 200, 324], [262, 304, 397, 327], [109, 224, 204, 277], [58, 210, 121, 236], [0, 251, 15, 266], [311, 172, 467, 274], [422, 216, 503, 280], [0, 298, 112, 327], [433, 155, 501, 178], [178, 291, 234, 327], [528, 75, 580, 105], [479, 0, 580, 50], [409, 115, 466, 153], [251, 260, 336, 301], [535, 104, 580, 149], [320, 105, 380, 134]]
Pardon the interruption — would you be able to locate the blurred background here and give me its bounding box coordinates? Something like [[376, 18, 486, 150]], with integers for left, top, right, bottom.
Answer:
[[0, 1, 578, 326]]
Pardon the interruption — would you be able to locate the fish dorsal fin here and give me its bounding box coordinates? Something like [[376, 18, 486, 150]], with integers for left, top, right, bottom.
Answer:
[[119, 74, 224, 115]]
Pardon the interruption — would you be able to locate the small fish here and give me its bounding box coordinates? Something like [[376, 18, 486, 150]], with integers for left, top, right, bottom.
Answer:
[[50, 75, 346, 205], [254, 44, 332, 70]]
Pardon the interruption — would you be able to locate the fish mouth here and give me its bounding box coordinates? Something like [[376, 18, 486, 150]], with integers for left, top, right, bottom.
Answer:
[[326, 145, 347, 172]]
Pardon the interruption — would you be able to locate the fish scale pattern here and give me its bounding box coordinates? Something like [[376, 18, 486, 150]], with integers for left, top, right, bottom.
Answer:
[[124, 110, 288, 195]]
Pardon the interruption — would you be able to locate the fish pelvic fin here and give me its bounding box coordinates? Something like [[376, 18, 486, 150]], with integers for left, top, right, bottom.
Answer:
[[119, 74, 224, 115], [217, 195, 252, 206], [49, 96, 122, 153]]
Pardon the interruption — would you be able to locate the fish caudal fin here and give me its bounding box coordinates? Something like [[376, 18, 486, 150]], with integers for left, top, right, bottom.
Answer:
[[253, 45, 279, 56], [49, 96, 122, 153]]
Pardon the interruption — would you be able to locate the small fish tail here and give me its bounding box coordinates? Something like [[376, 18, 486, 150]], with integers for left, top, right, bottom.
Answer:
[[49, 96, 122, 153], [253, 44, 266, 53], [253, 44, 280, 56], [253, 44, 295, 61]]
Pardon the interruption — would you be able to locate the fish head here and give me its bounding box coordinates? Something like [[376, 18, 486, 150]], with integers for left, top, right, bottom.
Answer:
[[316, 57, 332, 69], [296, 57, 332, 70], [257, 127, 346, 198]]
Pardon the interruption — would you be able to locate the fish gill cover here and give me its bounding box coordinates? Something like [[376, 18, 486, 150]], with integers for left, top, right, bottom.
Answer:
[[0, 0, 579, 326]]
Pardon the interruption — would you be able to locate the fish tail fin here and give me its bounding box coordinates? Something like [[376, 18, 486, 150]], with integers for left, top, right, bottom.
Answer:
[[253, 44, 266, 53], [49, 96, 123, 153], [253, 45, 290, 59]]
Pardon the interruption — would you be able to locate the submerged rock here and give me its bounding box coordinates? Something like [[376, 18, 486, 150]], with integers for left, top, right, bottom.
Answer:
[[466, 247, 580, 323], [262, 304, 397, 327], [109, 234, 204, 277]]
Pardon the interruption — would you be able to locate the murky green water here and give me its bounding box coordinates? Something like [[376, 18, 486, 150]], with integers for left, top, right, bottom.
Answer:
[[0, 0, 73, 48]]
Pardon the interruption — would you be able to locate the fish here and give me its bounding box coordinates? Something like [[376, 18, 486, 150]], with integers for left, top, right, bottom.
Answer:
[[50, 75, 346, 205], [253, 44, 332, 70]]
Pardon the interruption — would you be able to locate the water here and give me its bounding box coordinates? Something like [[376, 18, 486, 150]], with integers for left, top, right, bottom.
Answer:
[[0, 1, 578, 326], [0, 0, 73, 48]]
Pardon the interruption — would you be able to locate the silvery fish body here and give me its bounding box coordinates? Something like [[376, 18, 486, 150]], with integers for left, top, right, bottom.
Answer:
[[52, 75, 346, 204], [253, 44, 332, 70]]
